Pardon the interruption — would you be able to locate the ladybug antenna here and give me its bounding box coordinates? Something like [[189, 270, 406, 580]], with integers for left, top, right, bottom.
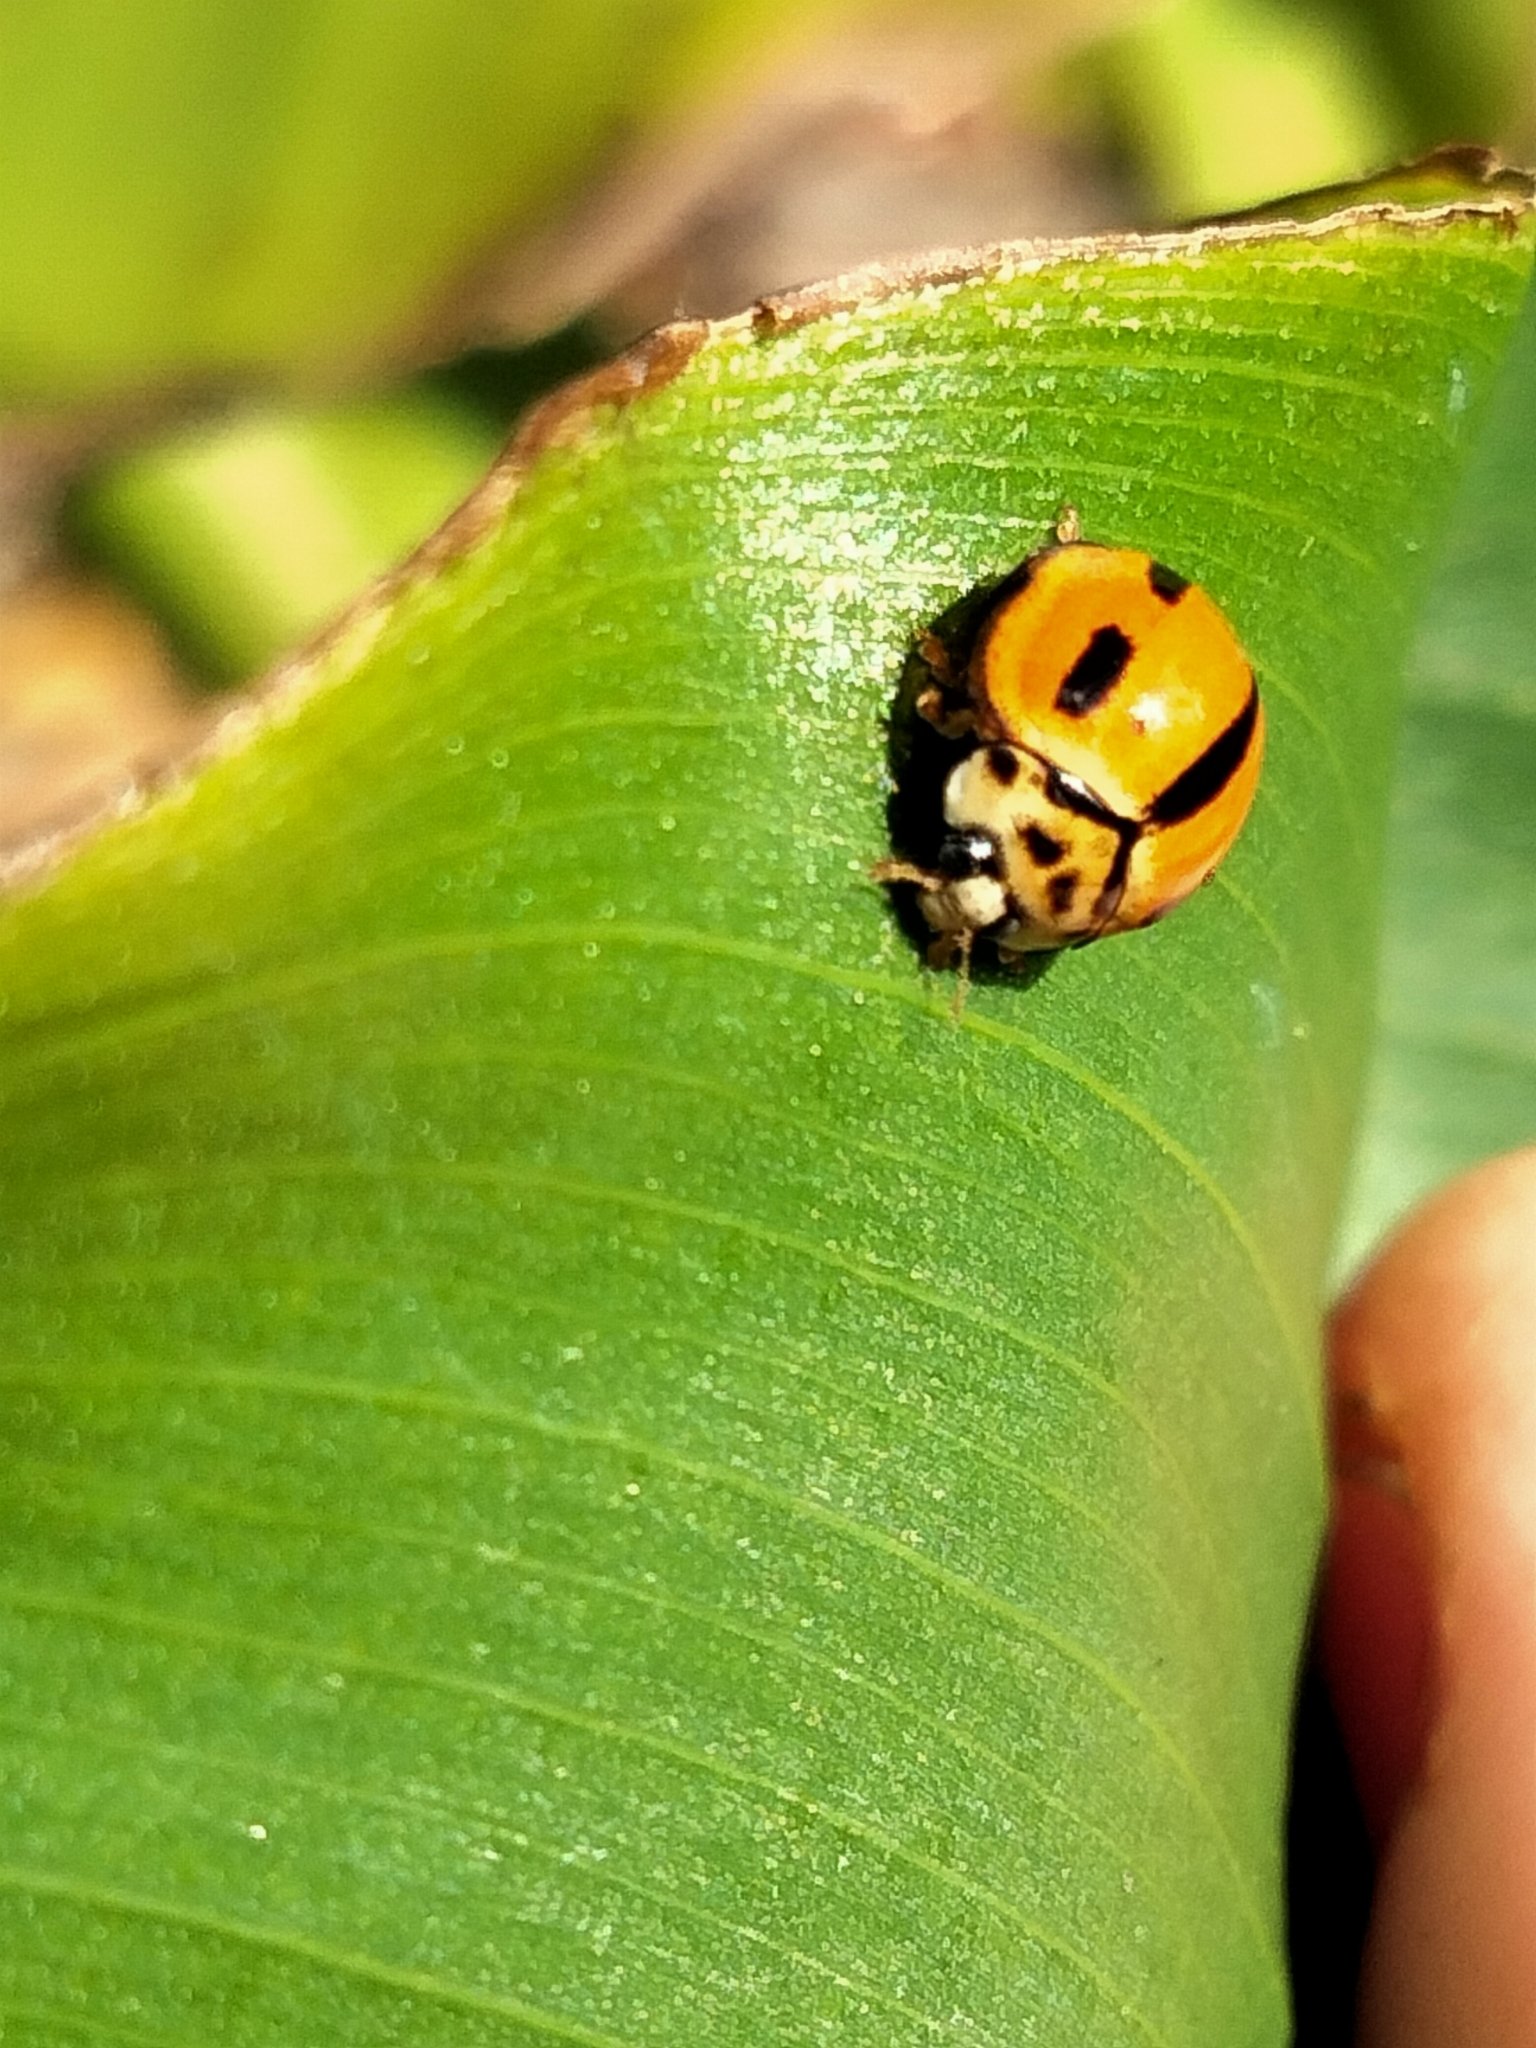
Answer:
[[1053, 503, 1082, 546]]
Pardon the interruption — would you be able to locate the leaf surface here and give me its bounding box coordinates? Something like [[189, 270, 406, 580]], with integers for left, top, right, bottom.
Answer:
[[1, 195, 1532, 2045], [1343, 281, 1536, 1261]]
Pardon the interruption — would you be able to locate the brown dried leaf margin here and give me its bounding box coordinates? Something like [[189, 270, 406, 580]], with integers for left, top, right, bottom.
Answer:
[[3, 148, 1530, 898]]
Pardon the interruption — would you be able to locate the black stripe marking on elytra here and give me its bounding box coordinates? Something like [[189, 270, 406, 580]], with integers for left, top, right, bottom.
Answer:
[[1043, 763, 1123, 827], [986, 745, 1021, 786], [1037, 755, 1142, 926], [1023, 824, 1064, 867], [1147, 678, 1260, 826], [1148, 560, 1189, 604], [1055, 625, 1134, 716]]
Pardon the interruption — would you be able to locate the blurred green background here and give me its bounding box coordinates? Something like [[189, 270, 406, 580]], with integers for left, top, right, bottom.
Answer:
[[1, 0, 1534, 1230]]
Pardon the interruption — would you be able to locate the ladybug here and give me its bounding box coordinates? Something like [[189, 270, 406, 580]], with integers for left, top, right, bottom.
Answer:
[[874, 508, 1262, 971]]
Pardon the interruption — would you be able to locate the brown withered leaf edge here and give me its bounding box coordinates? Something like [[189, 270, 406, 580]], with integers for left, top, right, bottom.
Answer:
[[2, 146, 1530, 897]]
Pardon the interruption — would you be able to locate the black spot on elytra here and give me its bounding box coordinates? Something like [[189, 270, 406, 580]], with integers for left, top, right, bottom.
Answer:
[[1148, 559, 1190, 604], [1048, 871, 1080, 917], [986, 745, 1021, 786], [1147, 677, 1260, 825], [1056, 625, 1134, 715], [1023, 824, 1065, 867]]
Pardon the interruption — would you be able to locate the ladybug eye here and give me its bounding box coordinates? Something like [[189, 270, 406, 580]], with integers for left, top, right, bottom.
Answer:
[[937, 830, 1000, 879]]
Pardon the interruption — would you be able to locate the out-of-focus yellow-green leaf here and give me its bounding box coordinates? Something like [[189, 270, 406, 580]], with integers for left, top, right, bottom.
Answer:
[[1104, 0, 1408, 218], [1346, 0, 1535, 157], [0, 0, 863, 407], [67, 392, 501, 686]]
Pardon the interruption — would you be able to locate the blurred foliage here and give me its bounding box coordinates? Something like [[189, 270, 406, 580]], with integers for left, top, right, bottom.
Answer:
[[1101, 0, 1407, 219], [0, 0, 872, 407], [1340, 0, 1535, 154], [2, 0, 1531, 415], [66, 392, 500, 687], [63, 332, 607, 688], [1342, 283, 1536, 1266]]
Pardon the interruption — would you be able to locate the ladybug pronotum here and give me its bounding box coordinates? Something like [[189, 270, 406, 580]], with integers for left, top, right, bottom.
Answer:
[[875, 509, 1263, 970]]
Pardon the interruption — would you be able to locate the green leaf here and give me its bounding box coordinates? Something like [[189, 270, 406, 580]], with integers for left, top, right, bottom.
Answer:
[[1343, 279, 1536, 1264], [2, 191, 1532, 2044]]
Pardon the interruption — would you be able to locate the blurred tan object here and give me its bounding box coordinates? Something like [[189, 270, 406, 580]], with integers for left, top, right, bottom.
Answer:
[[0, 578, 213, 854], [477, 3, 1151, 341], [0, 416, 108, 598], [601, 103, 1121, 337]]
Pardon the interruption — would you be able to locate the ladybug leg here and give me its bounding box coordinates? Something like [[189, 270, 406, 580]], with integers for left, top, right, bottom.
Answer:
[[1054, 502, 1082, 545], [911, 628, 977, 739], [947, 929, 973, 1019], [916, 627, 956, 680], [914, 685, 975, 739], [872, 870, 977, 1012], [870, 856, 944, 890]]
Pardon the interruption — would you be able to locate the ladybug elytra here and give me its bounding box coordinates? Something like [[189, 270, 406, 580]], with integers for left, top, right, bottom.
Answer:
[[875, 508, 1262, 971]]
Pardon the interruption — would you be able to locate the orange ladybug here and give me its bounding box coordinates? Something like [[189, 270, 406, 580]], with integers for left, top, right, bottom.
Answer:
[[875, 508, 1262, 969]]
